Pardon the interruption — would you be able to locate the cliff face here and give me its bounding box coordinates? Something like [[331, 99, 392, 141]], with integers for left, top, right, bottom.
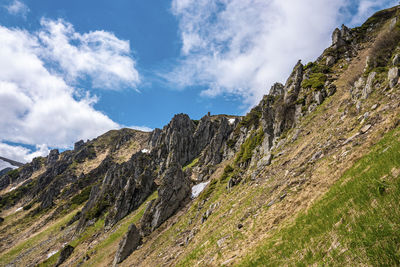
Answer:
[[2, 6, 400, 267]]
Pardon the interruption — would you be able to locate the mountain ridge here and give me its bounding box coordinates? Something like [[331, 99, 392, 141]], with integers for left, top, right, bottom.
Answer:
[[1, 5, 400, 266]]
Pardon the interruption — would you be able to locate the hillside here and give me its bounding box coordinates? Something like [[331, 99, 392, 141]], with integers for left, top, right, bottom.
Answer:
[[1, 6, 400, 267]]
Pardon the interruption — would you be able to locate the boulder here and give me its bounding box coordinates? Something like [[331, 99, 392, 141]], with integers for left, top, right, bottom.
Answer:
[[326, 56, 335, 66], [388, 67, 399, 88], [362, 71, 376, 99], [55, 245, 74, 267], [113, 224, 142, 266]]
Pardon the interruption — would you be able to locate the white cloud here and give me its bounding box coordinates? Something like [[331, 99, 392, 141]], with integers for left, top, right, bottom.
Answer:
[[5, 0, 29, 18], [126, 125, 153, 132], [0, 143, 48, 163], [168, 0, 398, 106], [0, 19, 142, 159], [38, 19, 140, 90]]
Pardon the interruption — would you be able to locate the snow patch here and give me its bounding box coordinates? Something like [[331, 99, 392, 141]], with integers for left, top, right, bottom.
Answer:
[[15, 207, 23, 212], [228, 118, 236, 125], [8, 186, 17, 192], [47, 250, 58, 258], [191, 181, 210, 199], [141, 149, 150, 154]]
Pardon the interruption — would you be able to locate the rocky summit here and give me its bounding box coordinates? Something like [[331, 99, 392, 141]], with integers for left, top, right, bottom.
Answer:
[[2, 6, 400, 267]]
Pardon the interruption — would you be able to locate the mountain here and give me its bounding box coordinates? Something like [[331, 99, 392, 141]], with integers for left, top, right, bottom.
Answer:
[[0, 156, 23, 177], [1, 6, 400, 266]]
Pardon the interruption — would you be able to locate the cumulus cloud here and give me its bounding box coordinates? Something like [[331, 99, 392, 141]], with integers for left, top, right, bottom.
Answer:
[[0, 143, 49, 163], [5, 0, 29, 18], [0, 19, 141, 160], [38, 19, 140, 90], [168, 0, 398, 106]]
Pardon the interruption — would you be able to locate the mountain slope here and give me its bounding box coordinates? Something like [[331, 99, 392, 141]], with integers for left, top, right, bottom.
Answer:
[[1, 5, 400, 267]]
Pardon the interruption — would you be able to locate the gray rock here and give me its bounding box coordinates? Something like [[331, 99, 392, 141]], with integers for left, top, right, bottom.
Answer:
[[47, 149, 59, 165], [55, 245, 74, 267], [74, 140, 85, 151], [390, 17, 398, 31], [269, 83, 284, 96], [371, 104, 378, 110], [113, 224, 142, 266], [362, 72, 376, 99], [258, 154, 272, 168], [388, 67, 399, 88], [140, 163, 190, 235], [332, 25, 351, 49], [393, 54, 400, 66], [326, 56, 335, 66], [360, 124, 372, 134]]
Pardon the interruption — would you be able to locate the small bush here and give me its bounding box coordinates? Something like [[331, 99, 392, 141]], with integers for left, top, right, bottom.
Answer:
[[302, 73, 327, 90], [235, 129, 264, 165]]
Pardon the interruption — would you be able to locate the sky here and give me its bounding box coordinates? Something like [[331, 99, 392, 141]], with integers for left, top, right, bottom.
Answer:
[[0, 0, 398, 163]]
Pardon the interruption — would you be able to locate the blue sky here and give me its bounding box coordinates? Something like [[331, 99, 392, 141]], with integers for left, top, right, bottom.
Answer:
[[0, 0, 398, 162]]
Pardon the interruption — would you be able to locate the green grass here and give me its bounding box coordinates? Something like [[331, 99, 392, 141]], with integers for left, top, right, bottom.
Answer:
[[183, 157, 199, 171], [240, 126, 400, 266], [0, 208, 79, 266], [81, 190, 158, 266], [235, 129, 264, 165], [301, 73, 327, 90]]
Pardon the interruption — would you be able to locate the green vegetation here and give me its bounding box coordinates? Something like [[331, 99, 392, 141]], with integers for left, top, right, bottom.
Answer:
[[81, 191, 158, 266], [182, 157, 199, 171], [236, 106, 262, 132], [7, 169, 20, 180], [302, 73, 327, 90], [0, 180, 37, 210], [235, 129, 264, 165], [70, 186, 92, 207], [198, 179, 218, 202], [85, 193, 112, 221], [0, 209, 79, 266], [354, 7, 398, 40], [241, 126, 400, 266]]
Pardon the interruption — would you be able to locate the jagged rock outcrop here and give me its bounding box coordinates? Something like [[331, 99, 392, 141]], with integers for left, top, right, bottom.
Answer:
[[55, 245, 74, 267], [113, 224, 142, 266], [332, 25, 352, 49], [77, 152, 156, 231], [140, 163, 190, 236], [0, 167, 12, 177], [47, 149, 59, 165]]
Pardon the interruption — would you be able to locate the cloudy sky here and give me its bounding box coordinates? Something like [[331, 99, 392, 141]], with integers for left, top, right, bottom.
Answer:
[[0, 0, 397, 163]]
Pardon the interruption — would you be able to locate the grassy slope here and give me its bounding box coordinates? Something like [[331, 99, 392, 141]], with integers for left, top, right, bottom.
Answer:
[[241, 125, 400, 266]]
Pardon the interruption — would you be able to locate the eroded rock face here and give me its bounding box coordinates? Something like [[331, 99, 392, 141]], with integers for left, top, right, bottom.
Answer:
[[55, 245, 74, 267], [140, 163, 191, 236], [388, 67, 399, 88], [77, 152, 156, 231], [332, 25, 352, 49], [362, 71, 377, 99], [47, 149, 59, 165], [113, 224, 142, 266]]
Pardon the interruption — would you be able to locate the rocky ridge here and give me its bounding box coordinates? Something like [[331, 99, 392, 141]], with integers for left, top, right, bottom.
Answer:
[[1, 6, 400, 267]]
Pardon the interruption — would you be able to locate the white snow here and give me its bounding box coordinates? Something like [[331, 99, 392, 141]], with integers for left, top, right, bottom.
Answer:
[[141, 149, 150, 154], [191, 181, 210, 199], [228, 118, 236, 125], [8, 186, 17, 192], [47, 250, 58, 258], [15, 207, 23, 212]]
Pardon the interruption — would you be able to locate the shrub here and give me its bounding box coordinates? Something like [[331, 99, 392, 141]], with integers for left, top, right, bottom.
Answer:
[[302, 73, 327, 90]]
